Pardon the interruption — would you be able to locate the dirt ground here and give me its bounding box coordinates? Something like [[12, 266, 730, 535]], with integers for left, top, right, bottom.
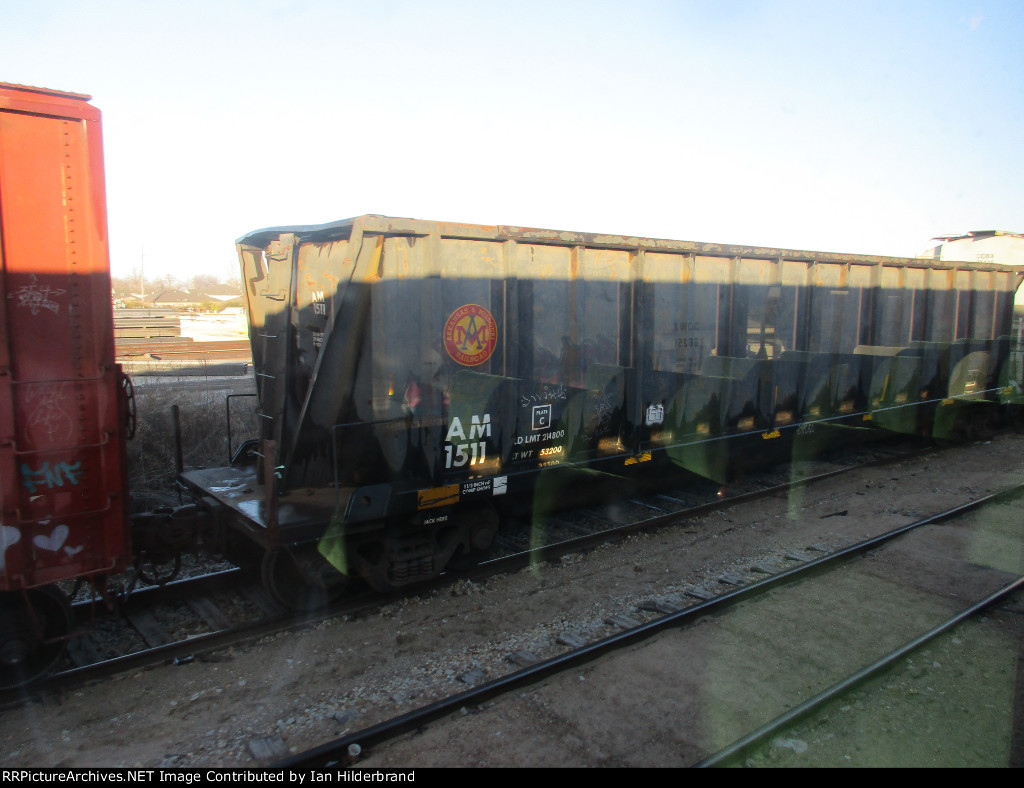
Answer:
[[1, 432, 1022, 768]]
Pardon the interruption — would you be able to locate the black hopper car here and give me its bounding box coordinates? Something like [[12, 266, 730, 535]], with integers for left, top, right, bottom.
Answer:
[[179, 215, 1024, 606]]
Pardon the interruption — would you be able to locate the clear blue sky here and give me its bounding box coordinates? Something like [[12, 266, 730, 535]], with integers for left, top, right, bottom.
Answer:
[[4, 0, 1022, 282]]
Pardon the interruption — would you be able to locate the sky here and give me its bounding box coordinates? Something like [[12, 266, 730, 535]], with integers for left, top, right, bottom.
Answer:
[[3, 0, 1023, 284]]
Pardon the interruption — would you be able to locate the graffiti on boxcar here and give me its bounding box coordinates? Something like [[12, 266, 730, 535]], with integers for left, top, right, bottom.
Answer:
[[8, 274, 66, 316], [576, 393, 615, 443], [32, 523, 82, 557], [0, 524, 21, 573], [20, 461, 84, 493], [519, 384, 568, 408], [28, 387, 73, 443]]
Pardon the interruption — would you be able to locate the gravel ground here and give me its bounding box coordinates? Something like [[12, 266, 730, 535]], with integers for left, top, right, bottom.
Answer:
[[1, 431, 1022, 768]]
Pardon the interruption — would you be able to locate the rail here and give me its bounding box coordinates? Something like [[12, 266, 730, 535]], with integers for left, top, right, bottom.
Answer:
[[695, 575, 1024, 767], [274, 481, 1024, 768]]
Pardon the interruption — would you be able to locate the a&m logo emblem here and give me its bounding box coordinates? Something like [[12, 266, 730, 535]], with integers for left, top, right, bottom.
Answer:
[[444, 304, 497, 366]]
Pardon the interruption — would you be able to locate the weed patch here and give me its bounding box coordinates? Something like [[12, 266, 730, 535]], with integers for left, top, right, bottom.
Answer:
[[124, 372, 257, 510]]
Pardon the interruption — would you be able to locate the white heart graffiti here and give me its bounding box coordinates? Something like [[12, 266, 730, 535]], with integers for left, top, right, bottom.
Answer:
[[1, 524, 22, 574], [33, 524, 69, 552]]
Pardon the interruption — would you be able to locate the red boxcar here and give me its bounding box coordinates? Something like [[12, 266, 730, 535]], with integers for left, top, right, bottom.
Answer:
[[0, 84, 130, 686]]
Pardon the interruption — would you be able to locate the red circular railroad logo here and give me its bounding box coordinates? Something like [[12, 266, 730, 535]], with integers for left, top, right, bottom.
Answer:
[[444, 304, 497, 366]]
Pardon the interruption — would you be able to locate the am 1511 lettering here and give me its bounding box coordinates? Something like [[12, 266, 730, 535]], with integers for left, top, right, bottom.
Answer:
[[444, 414, 490, 468]]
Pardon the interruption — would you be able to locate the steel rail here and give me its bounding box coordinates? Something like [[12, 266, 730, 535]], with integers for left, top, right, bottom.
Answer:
[[694, 574, 1024, 768], [471, 439, 937, 572], [273, 481, 1024, 768], [0, 437, 958, 705]]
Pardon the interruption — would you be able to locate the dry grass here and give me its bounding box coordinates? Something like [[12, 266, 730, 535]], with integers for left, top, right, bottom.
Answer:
[[123, 368, 257, 510]]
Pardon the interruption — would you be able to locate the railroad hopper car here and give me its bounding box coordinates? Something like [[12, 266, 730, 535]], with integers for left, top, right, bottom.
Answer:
[[179, 216, 1024, 605], [0, 84, 132, 686]]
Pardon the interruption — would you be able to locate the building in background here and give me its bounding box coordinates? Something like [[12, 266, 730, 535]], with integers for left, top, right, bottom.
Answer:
[[921, 230, 1024, 265], [920, 231, 1024, 307]]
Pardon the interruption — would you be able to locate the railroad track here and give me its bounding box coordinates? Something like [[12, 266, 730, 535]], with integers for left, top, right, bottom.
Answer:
[[5, 568, 383, 699], [276, 484, 1024, 768], [2, 436, 936, 703], [487, 436, 934, 562], [2, 432, 1021, 766], [116, 339, 251, 362]]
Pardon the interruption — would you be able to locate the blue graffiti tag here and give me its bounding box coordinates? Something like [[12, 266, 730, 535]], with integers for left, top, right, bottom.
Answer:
[[20, 461, 84, 493]]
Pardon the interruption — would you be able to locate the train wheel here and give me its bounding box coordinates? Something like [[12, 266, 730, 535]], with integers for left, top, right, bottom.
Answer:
[[261, 548, 348, 612], [135, 553, 183, 586], [446, 505, 500, 571], [0, 586, 73, 690]]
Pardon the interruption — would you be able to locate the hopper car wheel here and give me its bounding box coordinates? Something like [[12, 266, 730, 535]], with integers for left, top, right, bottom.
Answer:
[[261, 548, 348, 612], [0, 586, 73, 690], [446, 505, 501, 571], [135, 553, 183, 587]]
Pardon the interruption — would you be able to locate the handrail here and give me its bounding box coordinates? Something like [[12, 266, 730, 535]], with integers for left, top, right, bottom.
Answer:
[[8, 369, 116, 386], [15, 494, 115, 525], [10, 431, 112, 456]]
